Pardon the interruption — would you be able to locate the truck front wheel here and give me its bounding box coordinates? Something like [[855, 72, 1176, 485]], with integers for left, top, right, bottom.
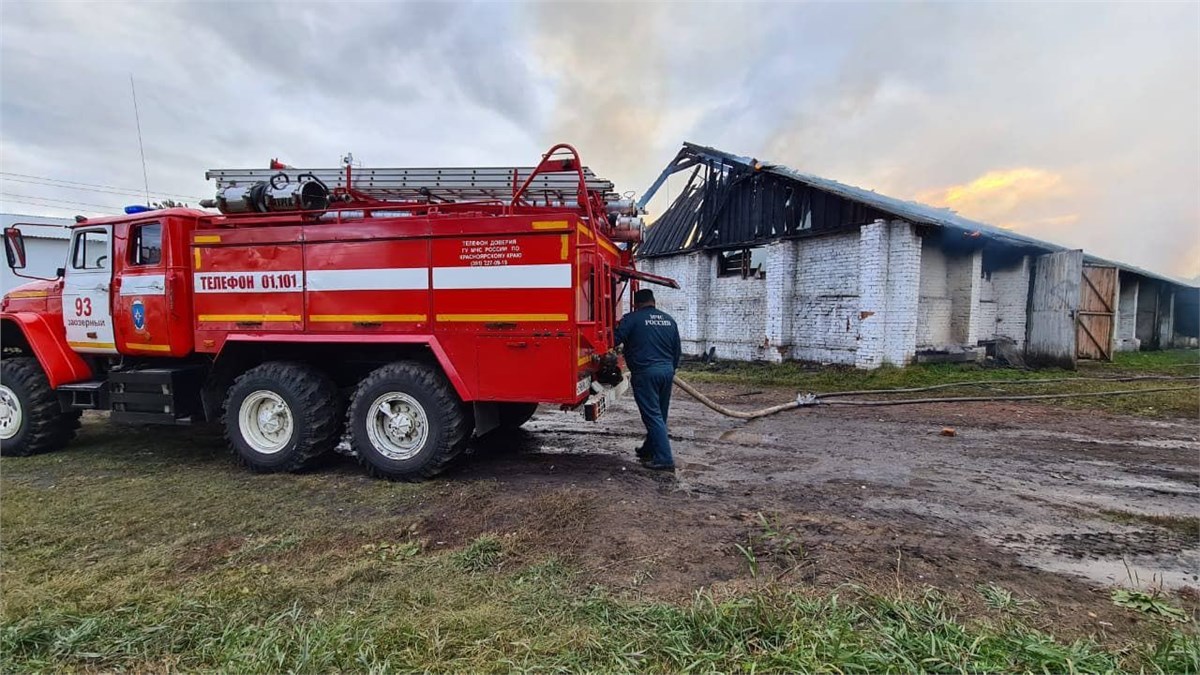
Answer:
[[223, 362, 340, 473], [349, 362, 471, 481], [0, 357, 81, 457]]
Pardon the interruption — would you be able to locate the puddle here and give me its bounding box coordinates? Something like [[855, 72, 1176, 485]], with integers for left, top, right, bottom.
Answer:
[[1020, 551, 1200, 590], [989, 520, 1200, 590]]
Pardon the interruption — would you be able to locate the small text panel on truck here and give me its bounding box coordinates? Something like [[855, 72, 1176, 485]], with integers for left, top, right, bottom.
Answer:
[[0, 144, 677, 480]]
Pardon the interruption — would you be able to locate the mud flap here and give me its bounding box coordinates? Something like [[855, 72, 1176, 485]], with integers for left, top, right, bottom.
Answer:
[[473, 402, 501, 437]]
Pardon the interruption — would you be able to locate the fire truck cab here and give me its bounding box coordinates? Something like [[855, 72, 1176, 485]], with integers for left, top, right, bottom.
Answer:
[[0, 145, 672, 480]]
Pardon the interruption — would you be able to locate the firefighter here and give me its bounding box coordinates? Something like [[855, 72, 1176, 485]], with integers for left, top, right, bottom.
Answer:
[[614, 288, 682, 471]]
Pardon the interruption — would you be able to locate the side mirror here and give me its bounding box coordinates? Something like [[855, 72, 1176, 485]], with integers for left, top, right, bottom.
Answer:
[[4, 227, 27, 270]]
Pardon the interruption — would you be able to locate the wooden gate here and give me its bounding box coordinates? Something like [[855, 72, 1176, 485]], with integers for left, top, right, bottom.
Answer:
[[1027, 250, 1083, 369], [1077, 264, 1117, 360]]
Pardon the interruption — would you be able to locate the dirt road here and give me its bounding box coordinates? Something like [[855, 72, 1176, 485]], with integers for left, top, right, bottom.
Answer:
[[446, 384, 1199, 618]]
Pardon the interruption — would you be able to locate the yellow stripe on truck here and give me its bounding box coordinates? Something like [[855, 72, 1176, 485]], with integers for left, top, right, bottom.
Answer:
[[197, 314, 300, 323], [125, 343, 171, 352], [68, 341, 116, 350], [577, 224, 619, 256], [309, 314, 427, 323], [531, 220, 569, 230], [435, 313, 568, 323]]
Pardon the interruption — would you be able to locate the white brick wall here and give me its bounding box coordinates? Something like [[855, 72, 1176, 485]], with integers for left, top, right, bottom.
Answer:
[[989, 257, 1030, 347], [1116, 276, 1140, 351], [792, 231, 861, 364], [703, 262, 770, 361], [919, 242, 999, 349], [948, 250, 983, 344], [857, 220, 921, 368], [884, 222, 922, 365], [764, 240, 798, 362], [917, 242, 952, 347], [641, 221, 919, 369]]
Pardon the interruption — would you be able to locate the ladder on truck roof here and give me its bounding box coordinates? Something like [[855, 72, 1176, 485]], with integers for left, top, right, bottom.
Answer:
[[205, 165, 618, 204]]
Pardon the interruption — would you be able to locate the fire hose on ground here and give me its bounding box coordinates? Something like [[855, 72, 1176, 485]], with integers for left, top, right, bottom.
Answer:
[[671, 374, 1200, 420]]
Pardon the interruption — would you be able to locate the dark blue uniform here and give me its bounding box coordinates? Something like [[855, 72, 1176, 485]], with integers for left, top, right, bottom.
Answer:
[[614, 306, 682, 467]]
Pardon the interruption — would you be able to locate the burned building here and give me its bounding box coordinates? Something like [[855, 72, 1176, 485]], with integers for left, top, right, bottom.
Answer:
[[636, 143, 1199, 369]]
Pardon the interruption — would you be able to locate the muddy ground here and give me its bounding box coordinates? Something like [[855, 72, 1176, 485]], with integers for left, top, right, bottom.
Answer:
[[425, 383, 1199, 636], [9, 384, 1197, 645]]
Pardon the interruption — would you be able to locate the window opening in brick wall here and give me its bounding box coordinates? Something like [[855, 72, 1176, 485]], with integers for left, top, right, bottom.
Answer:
[[717, 247, 766, 279]]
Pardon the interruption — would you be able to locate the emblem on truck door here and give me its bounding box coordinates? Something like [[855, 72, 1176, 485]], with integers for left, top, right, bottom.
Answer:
[[131, 300, 146, 331]]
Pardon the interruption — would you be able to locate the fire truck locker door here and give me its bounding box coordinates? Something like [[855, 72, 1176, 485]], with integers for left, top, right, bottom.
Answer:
[[62, 226, 118, 354], [475, 335, 573, 401]]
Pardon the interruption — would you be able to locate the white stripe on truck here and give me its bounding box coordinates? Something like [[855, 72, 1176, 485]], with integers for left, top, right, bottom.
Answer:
[[432, 263, 571, 289], [194, 264, 569, 293], [305, 268, 428, 291]]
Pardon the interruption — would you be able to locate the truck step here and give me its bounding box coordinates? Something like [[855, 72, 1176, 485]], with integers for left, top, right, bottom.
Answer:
[[109, 366, 205, 425], [57, 380, 109, 411]]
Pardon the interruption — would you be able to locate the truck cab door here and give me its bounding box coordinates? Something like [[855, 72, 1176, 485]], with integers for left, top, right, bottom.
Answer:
[[62, 226, 117, 354], [112, 221, 182, 355]]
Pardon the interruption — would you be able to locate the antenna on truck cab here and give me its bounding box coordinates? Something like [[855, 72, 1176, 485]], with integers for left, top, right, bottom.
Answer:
[[130, 75, 151, 204]]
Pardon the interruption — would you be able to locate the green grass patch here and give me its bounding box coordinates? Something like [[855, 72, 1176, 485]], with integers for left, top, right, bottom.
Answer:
[[976, 583, 1037, 614], [5, 572, 1198, 673], [1099, 510, 1200, 542], [1106, 349, 1200, 373], [679, 349, 1200, 417], [452, 534, 506, 572]]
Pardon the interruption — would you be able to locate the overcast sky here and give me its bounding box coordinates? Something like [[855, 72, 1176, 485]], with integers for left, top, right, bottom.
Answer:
[[1, 1, 1196, 280]]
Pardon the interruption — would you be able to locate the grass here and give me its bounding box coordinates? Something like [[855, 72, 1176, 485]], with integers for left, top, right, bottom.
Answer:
[[1099, 510, 1200, 543], [2, 422, 1198, 673], [1112, 589, 1191, 624], [452, 534, 506, 572], [976, 584, 1036, 613], [679, 348, 1200, 417]]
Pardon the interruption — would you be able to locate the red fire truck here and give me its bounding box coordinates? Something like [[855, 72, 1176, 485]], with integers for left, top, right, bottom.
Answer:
[[0, 144, 673, 480]]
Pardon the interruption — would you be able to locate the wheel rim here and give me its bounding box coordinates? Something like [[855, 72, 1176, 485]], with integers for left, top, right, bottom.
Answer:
[[238, 390, 294, 454], [0, 385, 21, 441], [366, 392, 429, 460]]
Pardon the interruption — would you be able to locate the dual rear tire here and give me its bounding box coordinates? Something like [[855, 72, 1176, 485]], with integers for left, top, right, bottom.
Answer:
[[224, 360, 471, 481], [348, 362, 472, 481], [223, 362, 341, 473]]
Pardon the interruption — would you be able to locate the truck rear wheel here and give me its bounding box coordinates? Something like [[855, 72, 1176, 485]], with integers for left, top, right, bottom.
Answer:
[[348, 362, 471, 481], [497, 402, 538, 429], [223, 362, 340, 473], [0, 357, 81, 457]]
